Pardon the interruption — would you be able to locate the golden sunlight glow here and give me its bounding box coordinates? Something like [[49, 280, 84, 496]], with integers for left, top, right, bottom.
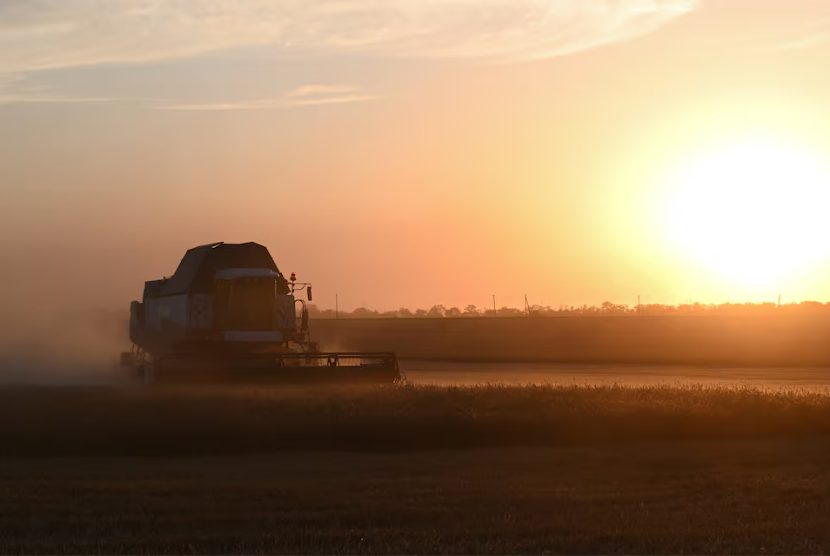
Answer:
[[665, 138, 830, 284]]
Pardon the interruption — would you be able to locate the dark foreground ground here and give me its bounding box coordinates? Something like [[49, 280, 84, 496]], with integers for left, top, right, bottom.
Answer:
[[1, 439, 829, 554], [0, 382, 829, 554]]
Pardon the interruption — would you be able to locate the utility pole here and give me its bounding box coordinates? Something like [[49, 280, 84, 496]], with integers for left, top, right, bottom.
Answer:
[[336, 294, 339, 319], [493, 295, 497, 318]]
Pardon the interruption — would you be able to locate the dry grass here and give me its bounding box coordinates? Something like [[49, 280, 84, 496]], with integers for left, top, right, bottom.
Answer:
[[2, 382, 830, 456]]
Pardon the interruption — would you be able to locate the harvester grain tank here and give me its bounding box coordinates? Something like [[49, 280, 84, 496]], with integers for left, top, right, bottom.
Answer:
[[122, 242, 399, 384]]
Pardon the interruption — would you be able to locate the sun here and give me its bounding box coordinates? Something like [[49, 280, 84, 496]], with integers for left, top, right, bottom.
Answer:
[[665, 138, 830, 284]]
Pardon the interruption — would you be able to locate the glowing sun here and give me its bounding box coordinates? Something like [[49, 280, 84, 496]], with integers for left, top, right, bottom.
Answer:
[[666, 138, 830, 283]]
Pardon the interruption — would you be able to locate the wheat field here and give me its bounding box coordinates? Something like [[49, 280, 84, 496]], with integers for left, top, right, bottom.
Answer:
[[2, 382, 830, 456]]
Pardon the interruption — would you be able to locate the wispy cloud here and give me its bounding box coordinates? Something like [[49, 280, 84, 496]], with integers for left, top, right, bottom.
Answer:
[[0, 93, 123, 105], [0, 72, 153, 105], [767, 18, 830, 52], [161, 86, 382, 111], [0, 1, 696, 73], [0, 74, 380, 109], [0, 1, 696, 107], [286, 86, 361, 99]]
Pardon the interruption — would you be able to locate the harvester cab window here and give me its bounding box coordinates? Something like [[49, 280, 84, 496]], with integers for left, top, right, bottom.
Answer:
[[227, 277, 276, 331]]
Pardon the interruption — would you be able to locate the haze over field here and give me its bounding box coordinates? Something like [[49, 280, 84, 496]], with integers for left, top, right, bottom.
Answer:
[[3, 0, 830, 321]]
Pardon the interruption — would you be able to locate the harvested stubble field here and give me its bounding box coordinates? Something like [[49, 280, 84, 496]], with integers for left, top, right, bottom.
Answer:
[[1, 382, 830, 554]]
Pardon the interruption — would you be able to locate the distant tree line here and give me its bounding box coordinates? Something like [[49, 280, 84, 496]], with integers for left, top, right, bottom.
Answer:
[[308, 301, 830, 319]]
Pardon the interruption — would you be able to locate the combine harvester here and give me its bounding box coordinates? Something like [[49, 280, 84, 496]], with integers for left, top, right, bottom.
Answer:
[[121, 242, 400, 385]]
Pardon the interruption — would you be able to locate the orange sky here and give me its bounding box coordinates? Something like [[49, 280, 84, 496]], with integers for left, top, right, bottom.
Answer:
[[3, 0, 830, 317]]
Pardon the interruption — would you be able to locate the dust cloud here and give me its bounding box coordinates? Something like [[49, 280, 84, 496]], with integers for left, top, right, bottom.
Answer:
[[0, 310, 129, 385]]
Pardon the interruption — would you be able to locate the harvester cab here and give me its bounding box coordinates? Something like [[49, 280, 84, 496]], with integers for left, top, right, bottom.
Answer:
[[122, 242, 399, 385]]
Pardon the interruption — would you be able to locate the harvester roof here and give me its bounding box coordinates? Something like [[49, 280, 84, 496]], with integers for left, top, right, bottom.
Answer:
[[160, 242, 280, 296]]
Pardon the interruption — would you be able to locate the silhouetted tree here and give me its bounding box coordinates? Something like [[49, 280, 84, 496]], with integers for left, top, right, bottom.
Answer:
[[301, 299, 830, 319], [497, 306, 524, 317], [351, 307, 379, 318], [464, 304, 480, 316], [428, 305, 446, 317]]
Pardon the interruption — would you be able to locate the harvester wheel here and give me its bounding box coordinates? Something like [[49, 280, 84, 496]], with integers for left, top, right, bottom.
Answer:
[[143, 362, 155, 386]]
